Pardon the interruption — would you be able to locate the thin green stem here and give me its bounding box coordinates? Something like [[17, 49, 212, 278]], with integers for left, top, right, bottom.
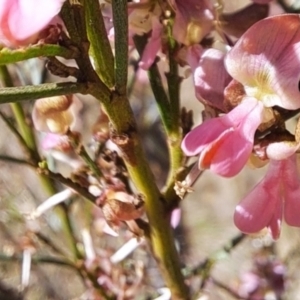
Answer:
[[0, 82, 91, 103], [0, 111, 33, 156], [0, 68, 84, 265], [10, 103, 37, 150], [39, 167, 97, 204], [85, 0, 115, 87], [133, 35, 172, 131], [0, 253, 76, 269], [91, 89, 189, 299], [133, 34, 183, 204], [60, 204, 83, 260], [165, 40, 183, 193], [0, 65, 37, 151], [35, 232, 69, 257], [183, 233, 246, 280], [112, 0, 128, 94], [0, 44, 77, 65], [60, 1, 111, 95], [68, 132, 103, 179], [0, 155, 34, 166]]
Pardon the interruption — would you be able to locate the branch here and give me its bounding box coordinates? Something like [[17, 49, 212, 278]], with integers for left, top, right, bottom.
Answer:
[[165, 35, 183, 191], [0, 253, 76, 269], [0, 65, 38, 151], [85, 0, 115, 87], [183, 233, 246, 283], [0, 82, 90, 103], [133, 35, 172, 131], [39, 167, 97, 204], [112, 0, 128, 94], [91, 88, 189, 298], [0, 44, 77, 66], [0, 155, 34, 166]]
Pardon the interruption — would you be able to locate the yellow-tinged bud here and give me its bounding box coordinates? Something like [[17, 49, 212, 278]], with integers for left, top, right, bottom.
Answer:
[[32, 95, 82, 134]]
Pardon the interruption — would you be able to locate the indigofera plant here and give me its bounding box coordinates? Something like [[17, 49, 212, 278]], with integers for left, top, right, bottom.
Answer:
[[0, 0, 300, 299]]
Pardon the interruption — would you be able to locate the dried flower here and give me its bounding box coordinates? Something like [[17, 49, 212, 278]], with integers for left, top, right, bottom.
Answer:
[[32, 95, 82, 134]]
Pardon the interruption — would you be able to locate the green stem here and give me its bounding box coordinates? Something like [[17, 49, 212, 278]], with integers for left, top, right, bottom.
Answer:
[[10, 103, 37, 150], [133, 35, 183, 204], [183, 233, 246, 281], [92, 89, 189, 299], [0, 65, 38, 153], [0, 155, 33, 166], [0, 68, 84, 264], [112, 0, 128, 94], [42, 168, 97, 204], [35, 232, 69, 257], [69, 132, 103, 179], [85, 0, 115, 87], [60, 1, 111, 95], [165, 42, 183, 192], [0, 111, 34, 158], [0, 82, 91, 103], [133, 35, 172, 131], [60, 204, 83, 259], [0, 253, 76, 269], [0, 44, 77, 65]]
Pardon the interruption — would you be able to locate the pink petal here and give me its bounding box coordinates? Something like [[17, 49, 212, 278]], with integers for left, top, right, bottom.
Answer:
[[266, 141, 300, 160], [225, 14, 300, 110], [234, 178, 281, 234], [187, 48, 231, 111], [282, 155, 300, 227], [172, 0, 214, 45], [170, 208, 181, 228], [268, 202, 282, 240], [284, 186, 300, 227], [224, 97, 262, 129], [139, 16, 162, 70], [207, 99, 263, 176], [0, 0, 64, 45], [181, 117, 230, 156], [182, 97, 261, 156], [207, 130, 253, 177]]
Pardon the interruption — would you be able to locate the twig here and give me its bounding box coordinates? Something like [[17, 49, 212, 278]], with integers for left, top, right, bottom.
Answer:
[[112, 0, 128, 94], [85, 0, 115, 87], [0, 44, 77, 66], [0, 82, 91, 103], [0, 253, 76, 269], [183, 233, 246, 284]]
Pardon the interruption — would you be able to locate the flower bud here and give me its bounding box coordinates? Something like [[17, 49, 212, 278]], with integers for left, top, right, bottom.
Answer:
[[32, 95, 82, 134]]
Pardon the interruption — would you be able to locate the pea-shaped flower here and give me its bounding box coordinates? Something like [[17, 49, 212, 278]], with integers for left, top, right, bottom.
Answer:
[[234, 155, 300, 239], [182, 97, 263, 177], [225, 14, 300, 110], [32, 95, 82, 134], [0, 0, 65, 47]]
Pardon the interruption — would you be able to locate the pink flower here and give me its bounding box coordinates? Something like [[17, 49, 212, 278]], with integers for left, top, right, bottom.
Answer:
[[181, 97, 263, 177], [0, 0, 64, 47], [186, 46, 231, 111], [234, 154, 300, 239], [225, 14, 300, 110], [170, 0, 214, 45], [139, 16, 163, 70]]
